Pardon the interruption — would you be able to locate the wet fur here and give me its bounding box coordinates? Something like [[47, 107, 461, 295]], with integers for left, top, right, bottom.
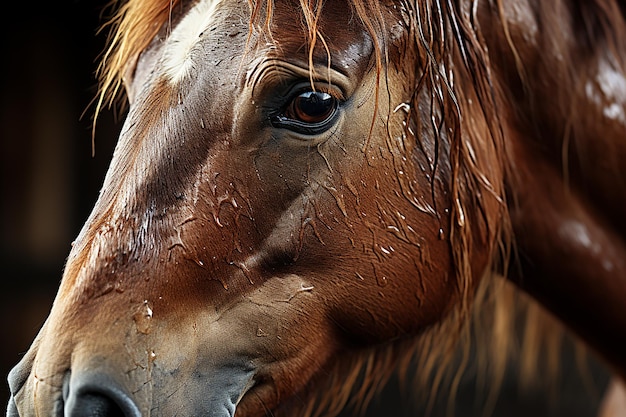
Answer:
[[93, 0, 625, 416]]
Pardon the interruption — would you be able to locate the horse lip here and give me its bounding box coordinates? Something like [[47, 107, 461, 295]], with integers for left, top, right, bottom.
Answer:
[[7, 341, 40, 412], [7, 361, 30, 400], [6, 348, 65, 417], [6, 396, 19, 417]]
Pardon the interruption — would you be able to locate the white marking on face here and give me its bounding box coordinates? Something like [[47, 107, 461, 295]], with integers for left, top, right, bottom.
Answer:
[[162, 0, 223, 83]]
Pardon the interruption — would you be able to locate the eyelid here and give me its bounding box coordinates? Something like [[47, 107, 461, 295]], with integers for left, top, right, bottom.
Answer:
[[248, 59, 352, 100], [285, 81, 345, 104], [305, 83, 345, 101]]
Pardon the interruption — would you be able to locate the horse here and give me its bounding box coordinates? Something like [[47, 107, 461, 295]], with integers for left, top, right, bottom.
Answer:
[[6, 0, 626, 416]]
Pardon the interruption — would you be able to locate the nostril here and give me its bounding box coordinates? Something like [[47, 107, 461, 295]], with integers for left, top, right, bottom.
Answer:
[[66, 392, 126, 417], [63, 372, 141, 417]]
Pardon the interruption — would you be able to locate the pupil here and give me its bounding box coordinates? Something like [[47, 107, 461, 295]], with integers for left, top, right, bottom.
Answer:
[[296, 91, 333, 120]]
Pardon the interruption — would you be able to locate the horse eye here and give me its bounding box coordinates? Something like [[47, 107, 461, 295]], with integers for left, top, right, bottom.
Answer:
[[271, 90, 339, 135], [286, 91, 336, 124]]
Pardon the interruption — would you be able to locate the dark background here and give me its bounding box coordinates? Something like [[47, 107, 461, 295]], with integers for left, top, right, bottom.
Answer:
[[0, 0, 121, 411], [0, 1, 615, 416]]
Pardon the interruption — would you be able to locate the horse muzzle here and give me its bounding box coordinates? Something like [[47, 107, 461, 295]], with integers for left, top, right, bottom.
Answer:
[[7, 348, 257, 417], [7, 350, 144, 417]]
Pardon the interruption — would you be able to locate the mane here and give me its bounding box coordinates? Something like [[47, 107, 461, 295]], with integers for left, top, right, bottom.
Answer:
[[94, 0, 624, 416]]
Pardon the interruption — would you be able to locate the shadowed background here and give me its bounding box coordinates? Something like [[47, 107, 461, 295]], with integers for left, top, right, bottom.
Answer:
[[0, 1, 613, 416], [0, 0, 120, 410]]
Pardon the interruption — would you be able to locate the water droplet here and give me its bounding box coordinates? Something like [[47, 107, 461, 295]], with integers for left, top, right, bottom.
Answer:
[[232, 261, 254, 284], [376, 275, 389, 287], [438, 228, 445, 240], [213, 210, 223, 227], [133, 300, 153, 334], [114, 281, 125, 293], [101, 283, 114, 295], [324, 185, 348, 217]]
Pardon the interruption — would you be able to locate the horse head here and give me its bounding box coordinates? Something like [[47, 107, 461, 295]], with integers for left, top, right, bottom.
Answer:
[[9, 0, 626, 416]]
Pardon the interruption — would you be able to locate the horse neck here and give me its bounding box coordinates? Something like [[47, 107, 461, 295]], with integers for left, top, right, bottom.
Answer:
[[478, 0, 626, 379]]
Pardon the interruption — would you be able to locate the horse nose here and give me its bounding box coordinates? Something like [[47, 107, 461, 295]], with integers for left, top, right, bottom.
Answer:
[[63, 372, 141, 417], [65, 393, 129, 417]]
